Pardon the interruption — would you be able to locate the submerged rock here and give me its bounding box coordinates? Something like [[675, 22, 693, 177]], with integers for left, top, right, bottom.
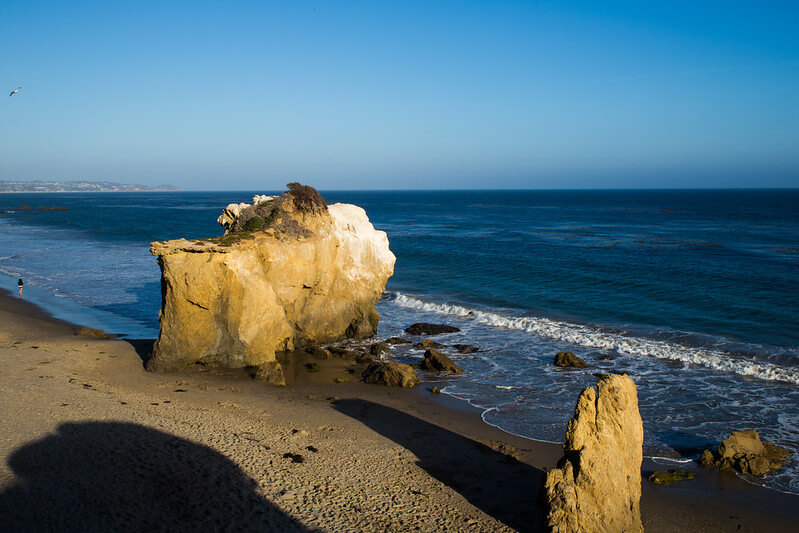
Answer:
[[414, 339, 446, 349], [404, 323, 460, 335], [251, 361, 286, 386], [544, 374, 644, 533], [553, 351, 587, 368], [361, 362, 420, 387], [385, 337, 411, 345], [421, 349, 464, 374], [147, 184, 395, 372], [452, 344, 479, 354], [698, 429, 791, 476]]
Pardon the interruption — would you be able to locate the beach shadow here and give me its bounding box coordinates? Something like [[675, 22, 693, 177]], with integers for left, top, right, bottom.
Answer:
[[124, 338, 154, 366], [333, 399, 546, 532], [0, 422, 309, 532]]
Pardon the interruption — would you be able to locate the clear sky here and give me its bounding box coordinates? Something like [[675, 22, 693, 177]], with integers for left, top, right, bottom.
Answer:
[[1, 1, 797, 190]]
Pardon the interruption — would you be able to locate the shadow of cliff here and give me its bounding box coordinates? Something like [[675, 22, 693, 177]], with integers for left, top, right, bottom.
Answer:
[[124, 338, 154, 367], [0, 422, 308, 532], [333, 399, 546, 532]]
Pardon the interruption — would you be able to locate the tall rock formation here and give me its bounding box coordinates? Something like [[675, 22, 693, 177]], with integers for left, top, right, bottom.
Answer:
[[544, 374, 644, 533], [147, 184, 395, 372]]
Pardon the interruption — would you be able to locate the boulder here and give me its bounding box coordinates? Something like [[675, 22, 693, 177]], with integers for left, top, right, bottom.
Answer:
[[385, 337, 411, 345], [414, 339, 446, 349], [421, 349, 464, 374], [544, 374, 644, 533], [553, 352, 587, 368], [147, 184, 395, 372], [305, 346, 332, 359], [648, 469, 694, 485], [251, 361, 286, 386], [361, 362, 420, 387], [404, 323, 460, 335], [698, 429, 790, 476], [453, 344, 479, 354], [369, 343, 390, 356]]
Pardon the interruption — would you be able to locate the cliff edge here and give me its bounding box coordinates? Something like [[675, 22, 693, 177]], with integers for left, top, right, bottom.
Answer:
[[147, 184, 395, 372]]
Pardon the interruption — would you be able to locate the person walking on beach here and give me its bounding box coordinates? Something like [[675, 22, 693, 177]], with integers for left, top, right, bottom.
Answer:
[[18, 278, 23, 297]]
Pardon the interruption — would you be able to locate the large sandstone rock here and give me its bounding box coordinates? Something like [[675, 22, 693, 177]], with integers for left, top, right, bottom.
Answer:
[[147, 184, 395, 372], [544, 374, 644, 533], [698, 429, 791, 476]]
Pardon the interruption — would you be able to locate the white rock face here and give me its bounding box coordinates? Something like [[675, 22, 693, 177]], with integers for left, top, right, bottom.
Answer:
[[252, 194, 277, 205], [217, 202, 250, 230]]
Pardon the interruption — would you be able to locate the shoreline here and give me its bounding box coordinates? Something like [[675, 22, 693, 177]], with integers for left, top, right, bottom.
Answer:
[[1, 290, 798, 530]]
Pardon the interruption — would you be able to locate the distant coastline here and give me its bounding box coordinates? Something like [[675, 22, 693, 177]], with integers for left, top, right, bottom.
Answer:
[[0, 180, 180, 193]]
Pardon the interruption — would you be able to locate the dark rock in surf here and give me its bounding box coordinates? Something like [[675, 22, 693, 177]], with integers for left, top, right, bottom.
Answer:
[[414, 339, 446, 349], [369, 343, 390, 356], [405, 323, 460, 335], [421, 349, 464, 374], [453, 344, 479, 354], [385, 337, 411, 345], [554, 352, 587, 368]]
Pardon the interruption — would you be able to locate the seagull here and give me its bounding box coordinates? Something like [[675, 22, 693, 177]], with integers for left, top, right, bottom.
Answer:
[[9, 87, 21, 97]]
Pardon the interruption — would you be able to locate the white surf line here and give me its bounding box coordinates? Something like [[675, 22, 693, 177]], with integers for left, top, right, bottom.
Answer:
[[392, 292, 799, 385]]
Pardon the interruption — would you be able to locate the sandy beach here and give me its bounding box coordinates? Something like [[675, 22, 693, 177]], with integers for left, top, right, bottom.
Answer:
[[0, 289, 797, 532]]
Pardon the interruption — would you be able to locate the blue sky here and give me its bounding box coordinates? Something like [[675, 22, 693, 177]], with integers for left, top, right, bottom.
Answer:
[[1, 1, 797, 190]]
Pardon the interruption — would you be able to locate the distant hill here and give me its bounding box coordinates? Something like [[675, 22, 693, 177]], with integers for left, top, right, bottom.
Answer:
[[0, 180, 180, 193]]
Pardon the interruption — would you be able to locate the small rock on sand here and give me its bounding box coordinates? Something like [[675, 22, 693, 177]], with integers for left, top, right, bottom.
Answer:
[[74, 327, 111, 340], [361, 362, 420, 387]]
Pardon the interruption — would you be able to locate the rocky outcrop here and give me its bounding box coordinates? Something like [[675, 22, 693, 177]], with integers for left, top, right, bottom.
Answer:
[[453, 344, 479, 354], [553, 352, 587, 368], [147, 184, 395, 372], [544, 374, 644, 533], [698, 429, 791, 476], [405, 323, 460, 335], [421, 349, 464, 374], [361, 362, 420, 387]]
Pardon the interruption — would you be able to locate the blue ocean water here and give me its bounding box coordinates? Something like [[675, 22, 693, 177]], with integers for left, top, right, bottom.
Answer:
[[1, 189, 798, 493]]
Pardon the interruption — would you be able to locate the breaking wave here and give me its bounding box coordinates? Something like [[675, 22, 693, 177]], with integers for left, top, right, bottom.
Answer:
[[391, 292, 799, 385]]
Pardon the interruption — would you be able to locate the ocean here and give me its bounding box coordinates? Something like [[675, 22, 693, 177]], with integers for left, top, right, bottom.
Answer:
[[1, 189, 798, 494]]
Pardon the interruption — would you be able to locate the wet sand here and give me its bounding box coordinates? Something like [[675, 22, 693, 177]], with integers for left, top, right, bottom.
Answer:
[[0, 289, 797, 531]]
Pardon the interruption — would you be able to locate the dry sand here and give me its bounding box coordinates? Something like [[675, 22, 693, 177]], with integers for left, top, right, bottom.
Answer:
[[1, 290, 797, 531]]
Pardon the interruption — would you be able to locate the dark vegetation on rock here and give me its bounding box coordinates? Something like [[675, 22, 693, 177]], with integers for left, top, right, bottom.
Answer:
[[361, 362, 420, 387], [554, 352, 587, 368], [421, 349, 464, 374], [405, 323, 460, 335], [286, 182, 328, 214], [698, 429, 791, 476]]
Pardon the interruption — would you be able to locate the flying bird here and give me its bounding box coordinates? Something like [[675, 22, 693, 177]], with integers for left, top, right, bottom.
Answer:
[[9, 87, 21, 97]]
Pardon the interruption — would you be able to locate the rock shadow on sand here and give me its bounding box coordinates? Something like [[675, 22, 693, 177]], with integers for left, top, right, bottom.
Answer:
[[333, 399, 546, 532], [0, 422, 308, 532]]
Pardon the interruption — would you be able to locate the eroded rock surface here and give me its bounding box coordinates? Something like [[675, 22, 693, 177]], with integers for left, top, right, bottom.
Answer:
[[544, 374, 644, 533], [147, 184, 395, 372], [698, 429, 791, 476]]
